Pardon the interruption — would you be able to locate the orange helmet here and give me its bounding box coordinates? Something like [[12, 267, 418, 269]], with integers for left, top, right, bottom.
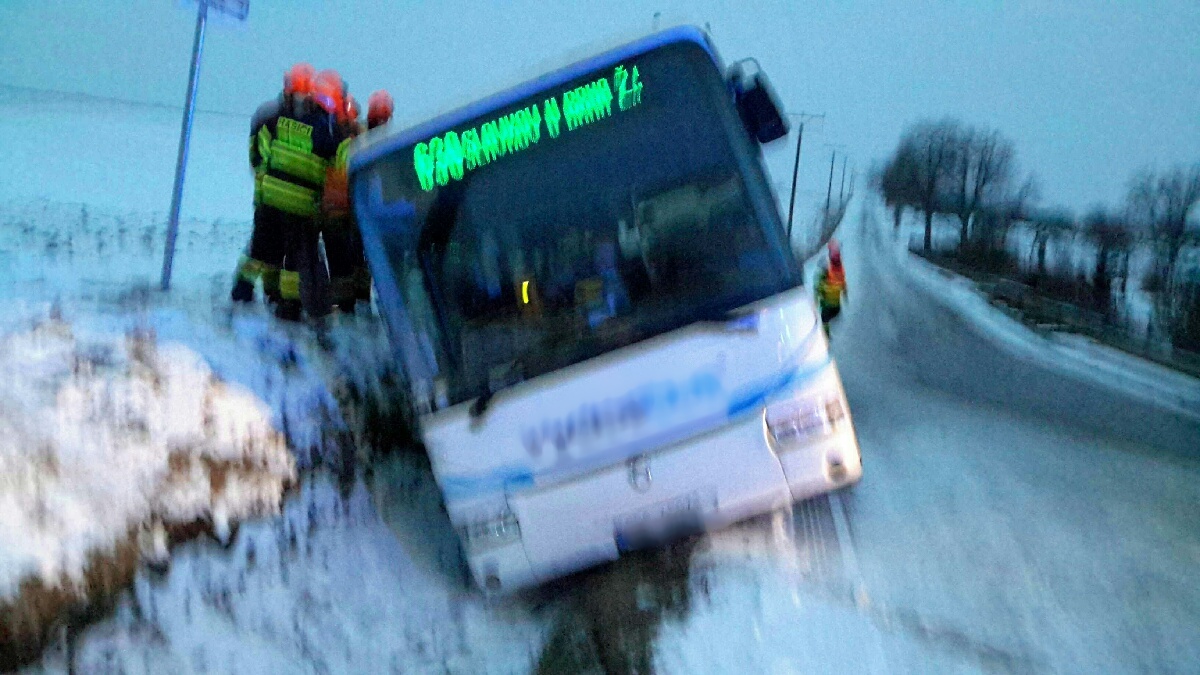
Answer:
[[283, 62, 315, 97], [312, 69, 344, 115], [367, 90, 394, 129]]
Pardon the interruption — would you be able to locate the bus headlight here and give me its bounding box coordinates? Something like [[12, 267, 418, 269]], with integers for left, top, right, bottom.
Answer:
[[764, 392, 846, 449], [459, 510, 522, 552]]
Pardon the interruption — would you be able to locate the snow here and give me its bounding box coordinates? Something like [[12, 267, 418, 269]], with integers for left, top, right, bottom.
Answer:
[[59, 470, 546, 674], [886, 205, 1200, 422], [3, 36, 1197, 670], [0, 313, 295, 601], [0, 85, 251, 221], [1, 82, 548, 673], [652, 510, 986, 674]]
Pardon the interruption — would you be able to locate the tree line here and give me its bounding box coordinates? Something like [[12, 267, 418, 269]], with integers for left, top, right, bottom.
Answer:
[[875, 118, 1200, 351]]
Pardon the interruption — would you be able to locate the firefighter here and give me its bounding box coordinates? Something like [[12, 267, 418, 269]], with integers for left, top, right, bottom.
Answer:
[[242, 65, 349, 322], [367, 89, 394, 130], [815, 239, 848, 337], [321, 89, 362, 312], [325, 89, 393, 312], [232, 62, 315, 305]]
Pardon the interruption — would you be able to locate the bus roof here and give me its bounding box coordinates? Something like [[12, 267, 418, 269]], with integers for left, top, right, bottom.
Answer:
[[349, 24, 719, 175]]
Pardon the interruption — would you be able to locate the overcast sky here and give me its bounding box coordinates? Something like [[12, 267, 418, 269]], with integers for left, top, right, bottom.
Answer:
[[1, 0, 1196, 214]]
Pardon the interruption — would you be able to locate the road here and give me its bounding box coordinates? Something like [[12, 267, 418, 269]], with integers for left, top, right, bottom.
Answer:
[[820, 207, 1200, 673]]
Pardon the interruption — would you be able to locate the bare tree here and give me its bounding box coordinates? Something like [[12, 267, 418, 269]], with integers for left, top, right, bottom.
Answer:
[[1029, 209, 1074, 277], [898, 120, 958, 252], [1128, 164, 1200, 288], [877, 148, 921, 233], [1083, 208, 1132, 319], [949, 127, 1015, 247]]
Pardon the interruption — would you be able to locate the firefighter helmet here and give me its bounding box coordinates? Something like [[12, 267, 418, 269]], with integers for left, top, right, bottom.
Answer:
[[283, 63, 315, 96], [367, 90, 394, 129]]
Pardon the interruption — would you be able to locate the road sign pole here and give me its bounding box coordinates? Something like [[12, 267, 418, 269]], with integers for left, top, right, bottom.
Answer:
[[160, 1, 208, 291]]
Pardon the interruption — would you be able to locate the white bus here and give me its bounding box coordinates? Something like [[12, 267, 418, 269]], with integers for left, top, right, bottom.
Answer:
[[349, 26, 862, 593]]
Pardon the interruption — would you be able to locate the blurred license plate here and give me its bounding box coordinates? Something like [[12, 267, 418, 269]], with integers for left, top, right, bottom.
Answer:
[[614, 490, 710, 552]]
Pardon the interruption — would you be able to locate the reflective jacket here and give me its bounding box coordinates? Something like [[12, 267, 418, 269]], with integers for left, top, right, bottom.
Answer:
[[816, 264, 846, 308], [250, 96, 351, 218]]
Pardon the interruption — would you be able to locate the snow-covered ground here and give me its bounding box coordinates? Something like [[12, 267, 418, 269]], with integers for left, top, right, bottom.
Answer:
[[6, 79, 1199, 674], [0, 86, 555, 672], [0, 315, 295, 604], [890, 207, 1200, 422], [907, 211, 1190, 340]]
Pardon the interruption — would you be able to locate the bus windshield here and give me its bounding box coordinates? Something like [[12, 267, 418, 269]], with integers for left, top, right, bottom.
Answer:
[[368, 41, 798, 406]]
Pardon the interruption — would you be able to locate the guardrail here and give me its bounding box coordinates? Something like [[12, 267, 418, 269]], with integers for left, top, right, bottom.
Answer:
[[910, 247, 1200, 379]]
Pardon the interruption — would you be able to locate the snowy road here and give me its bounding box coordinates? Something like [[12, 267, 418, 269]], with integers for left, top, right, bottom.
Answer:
[[819, 208, 1200, 673]]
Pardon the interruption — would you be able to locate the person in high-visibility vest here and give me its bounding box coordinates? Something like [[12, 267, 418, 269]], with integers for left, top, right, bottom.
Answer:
[[232, 62, 316, 306], [325, 89, 394, 312], [234, 64, 350, 321], [322, 90, 364, 312], [815, 239, 848, 337]]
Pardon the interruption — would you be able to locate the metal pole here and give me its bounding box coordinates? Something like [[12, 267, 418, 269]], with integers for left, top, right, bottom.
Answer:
[[160, 1, 208, 291], [786, 122, 804, 239], [825, 150, 836, 214], [839, 156, 847, 202]]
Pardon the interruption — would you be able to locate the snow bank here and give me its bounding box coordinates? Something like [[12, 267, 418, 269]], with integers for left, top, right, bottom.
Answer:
[[51, 462, 546, 674], [885, 206, 1200, 422], [0, 314, 295, 661], [652, 515, 978, 674]]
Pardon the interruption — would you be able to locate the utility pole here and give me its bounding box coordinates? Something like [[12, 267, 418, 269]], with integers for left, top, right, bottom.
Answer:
[[839, 155, 847, 202], [784, 112, 824, 240], [825, 150, 836, 215]]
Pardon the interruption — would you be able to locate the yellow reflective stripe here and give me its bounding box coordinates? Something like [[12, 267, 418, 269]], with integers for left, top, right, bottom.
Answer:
[[237, 256, 270, 282], [335, 137, 353, 170], [252, 167, 269, 205], [256, 126, 273, 167], [259, 175, 319, 217], [269, 140, 328, 185], [279, 271, 301, 300]]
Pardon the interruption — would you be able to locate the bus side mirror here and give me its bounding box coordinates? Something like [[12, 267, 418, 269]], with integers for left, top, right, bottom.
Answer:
[[727, 59, 789, 145]]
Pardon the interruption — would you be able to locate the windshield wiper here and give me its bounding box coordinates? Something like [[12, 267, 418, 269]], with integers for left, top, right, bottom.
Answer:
[[468, 331, 575, 421], [694, 306, 759, 332]]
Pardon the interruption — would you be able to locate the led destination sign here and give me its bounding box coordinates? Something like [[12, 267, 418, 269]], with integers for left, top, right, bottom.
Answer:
[[413, 63, 645, 191]]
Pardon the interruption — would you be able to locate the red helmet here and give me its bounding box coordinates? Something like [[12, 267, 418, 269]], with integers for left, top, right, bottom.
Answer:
[[283, 63, 315, 96], [828, 239, 842, 265], [367, 90, 394, 128], [312, 69, 344, 115], [342, 96, 360, 124]]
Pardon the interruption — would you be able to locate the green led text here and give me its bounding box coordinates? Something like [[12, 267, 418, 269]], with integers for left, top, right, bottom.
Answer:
[[413, 63, 645, 191]]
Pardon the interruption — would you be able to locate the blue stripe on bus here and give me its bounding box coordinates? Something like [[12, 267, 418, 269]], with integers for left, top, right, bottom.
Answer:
[[350, 25, 717, 175], [438, 356, 832, 501]]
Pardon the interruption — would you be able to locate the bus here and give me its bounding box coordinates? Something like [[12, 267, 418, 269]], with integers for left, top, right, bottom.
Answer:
[[348, 25, 862, 593]]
